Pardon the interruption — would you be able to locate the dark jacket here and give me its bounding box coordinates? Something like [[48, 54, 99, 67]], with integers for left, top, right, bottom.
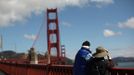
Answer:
[[86, 57, 114, 75], [73, 47, 92, 75]]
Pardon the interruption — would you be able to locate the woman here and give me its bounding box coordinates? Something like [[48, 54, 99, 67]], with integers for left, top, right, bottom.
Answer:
[[86, 46, 114, 75]]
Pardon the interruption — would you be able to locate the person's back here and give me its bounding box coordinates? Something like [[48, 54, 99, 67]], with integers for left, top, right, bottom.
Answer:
[[86, 46, 114, 75], [73, 41, 92, 75], [86, 57, 109, 75]]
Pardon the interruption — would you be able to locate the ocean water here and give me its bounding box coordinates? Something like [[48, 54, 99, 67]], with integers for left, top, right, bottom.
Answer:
[[115, 62, 134, 68]]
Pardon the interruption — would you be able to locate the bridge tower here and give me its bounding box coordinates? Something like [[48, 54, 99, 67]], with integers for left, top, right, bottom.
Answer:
[[47, 8, 61, 64], [61, 45, 66, 64]]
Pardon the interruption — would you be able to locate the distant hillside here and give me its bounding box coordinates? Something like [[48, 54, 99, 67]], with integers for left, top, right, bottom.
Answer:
[[0, 50, 27, 59], [112, 57, 134, 63], [0, 50, 16, 58], [0, 50, 73, 65], [65, 57, 73, 65]]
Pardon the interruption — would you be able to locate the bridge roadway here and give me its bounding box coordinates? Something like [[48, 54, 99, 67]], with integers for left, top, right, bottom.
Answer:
[[0, 60, 134, 75]]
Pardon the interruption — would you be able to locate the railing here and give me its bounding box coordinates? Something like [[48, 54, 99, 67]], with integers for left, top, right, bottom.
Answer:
[[0, 61, 134, 75], [109, 68, 134, 75], [0, 61, 72, 75]]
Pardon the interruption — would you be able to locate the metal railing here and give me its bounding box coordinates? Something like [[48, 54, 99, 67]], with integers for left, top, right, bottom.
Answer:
[[109, 67, 134, 75], [0, 61, 72, 75], [0, 60, 134, 75]]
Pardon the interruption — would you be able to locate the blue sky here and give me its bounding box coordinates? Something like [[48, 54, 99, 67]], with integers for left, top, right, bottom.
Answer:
[[0, 0, 134, 59]]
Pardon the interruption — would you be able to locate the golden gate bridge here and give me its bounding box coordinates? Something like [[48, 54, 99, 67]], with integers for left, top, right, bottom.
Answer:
[[0, 8, 134, 75]]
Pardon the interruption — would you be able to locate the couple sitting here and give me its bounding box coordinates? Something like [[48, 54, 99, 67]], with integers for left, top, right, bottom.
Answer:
[[73, 41, 114, 75]]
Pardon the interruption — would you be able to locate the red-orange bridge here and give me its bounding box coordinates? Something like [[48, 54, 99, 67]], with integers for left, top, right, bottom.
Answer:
[[0, 8, 134, 75]]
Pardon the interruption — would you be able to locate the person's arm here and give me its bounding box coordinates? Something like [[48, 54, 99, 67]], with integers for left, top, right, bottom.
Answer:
[[107, 59, 115, 68], [85, 53, 92, 61], [106, 55, 114, 68], [81, 50, 92, 61], [106, 50, 114, 68]]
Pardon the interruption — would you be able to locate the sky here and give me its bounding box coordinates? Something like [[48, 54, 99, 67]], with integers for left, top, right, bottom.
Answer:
[[0, 0, 134, 59]]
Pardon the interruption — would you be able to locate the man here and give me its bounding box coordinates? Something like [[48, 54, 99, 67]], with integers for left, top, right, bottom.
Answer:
[[73, 41, 92, 75]]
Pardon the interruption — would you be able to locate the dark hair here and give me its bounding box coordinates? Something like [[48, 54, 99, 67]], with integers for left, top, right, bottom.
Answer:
[[82, 41, 90, 46]]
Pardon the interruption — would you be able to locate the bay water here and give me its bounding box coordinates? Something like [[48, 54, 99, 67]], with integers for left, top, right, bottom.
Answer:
[[115, 62, 134, 68]]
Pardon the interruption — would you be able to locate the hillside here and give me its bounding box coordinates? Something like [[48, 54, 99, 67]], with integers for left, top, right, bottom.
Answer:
[[112, 57, 134, 63], [0, 50, 73, 64], [0, 50, 27, 59]]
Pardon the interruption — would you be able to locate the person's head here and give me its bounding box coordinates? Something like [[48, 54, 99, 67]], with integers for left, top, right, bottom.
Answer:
[[82, 41, 90, 49], [93, 46, 108, 58]]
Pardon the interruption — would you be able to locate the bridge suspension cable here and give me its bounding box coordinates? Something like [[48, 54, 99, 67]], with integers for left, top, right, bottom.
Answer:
[[31, 19, 45, 48]]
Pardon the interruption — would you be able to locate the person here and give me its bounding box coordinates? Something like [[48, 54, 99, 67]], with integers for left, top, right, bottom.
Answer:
[[73, 41, 92, 75], [86, 46, 114, 75]]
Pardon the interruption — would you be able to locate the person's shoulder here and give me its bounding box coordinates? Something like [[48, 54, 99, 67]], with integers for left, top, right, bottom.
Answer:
[[78, 48, 90, 56], [80, 48, 90, 53]]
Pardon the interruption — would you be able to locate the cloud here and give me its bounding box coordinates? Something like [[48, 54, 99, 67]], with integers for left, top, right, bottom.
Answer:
[[90, 0, 114, 8], [103, 29, 121, 37], [118, 17, 134, 29], [61, 21, 72, 27], [24, 34, 36, 40], [0, 0, 114, 27]]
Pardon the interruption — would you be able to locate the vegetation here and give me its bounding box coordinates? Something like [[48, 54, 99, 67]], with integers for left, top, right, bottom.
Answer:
[[0, 50, 73, 65]]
